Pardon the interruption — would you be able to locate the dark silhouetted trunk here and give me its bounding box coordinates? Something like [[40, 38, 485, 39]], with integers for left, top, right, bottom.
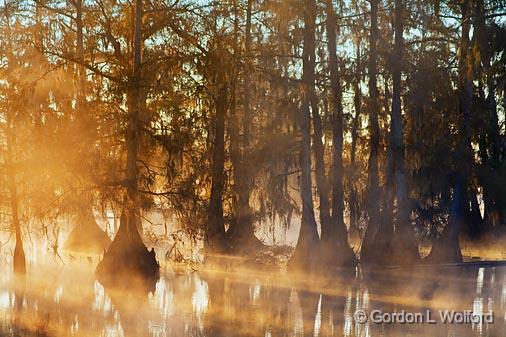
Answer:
[[206, 57, 228, 254], [427, 1, 472, 263], [229, 0, 242, 248], [426, 181, 464, 263], [229, 0, 263, 253], [288, 0, 320, 270], [388, 0, 419, 264], [360, 0, 381, 264], [324, 0, 357, 268], [380, 73, 394, 252], [475, 0, 501, 231], [349, 42, 362, 241]]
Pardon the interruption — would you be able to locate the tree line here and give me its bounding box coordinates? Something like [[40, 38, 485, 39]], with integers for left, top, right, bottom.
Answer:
[[0, 0, 505, 279]]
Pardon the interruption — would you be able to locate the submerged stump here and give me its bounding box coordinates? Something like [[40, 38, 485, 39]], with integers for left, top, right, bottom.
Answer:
[[96, 212, 159, 292]]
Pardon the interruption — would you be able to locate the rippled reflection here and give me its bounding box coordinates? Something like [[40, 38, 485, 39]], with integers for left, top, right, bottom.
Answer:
[[0, 262, 505, 337]]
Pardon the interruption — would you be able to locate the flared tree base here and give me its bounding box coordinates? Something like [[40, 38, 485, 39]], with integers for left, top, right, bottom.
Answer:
[[360, 232, 391, 267], [229, 230, 267, 256], [425, 238, 463, 264], [64, 221, 111, 256], [13, 241, 26, 275], [287, 239, 318, 272], [388, 232, 420, 266], [96, 220, 159, 292]]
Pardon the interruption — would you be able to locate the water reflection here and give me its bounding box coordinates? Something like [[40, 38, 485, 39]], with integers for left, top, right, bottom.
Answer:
[[0, 262, 505, 337]]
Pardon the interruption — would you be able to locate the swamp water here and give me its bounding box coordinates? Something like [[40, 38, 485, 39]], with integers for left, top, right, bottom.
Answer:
[[0, 262, 505, 337]]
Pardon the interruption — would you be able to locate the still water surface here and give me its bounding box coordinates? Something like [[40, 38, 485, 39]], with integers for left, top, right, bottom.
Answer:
[[0, 262, 505, 337]]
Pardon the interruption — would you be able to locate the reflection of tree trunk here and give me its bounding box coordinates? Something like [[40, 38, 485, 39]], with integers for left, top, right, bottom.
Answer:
[[298, 290, 320, 337], [270, 286, 291, 337], [288, 0, 320, 270], [13, 275, 26, 336], [204, 276, 226, 337], [360, 0, 381, 265], [106, 286, 151, 337], [320, 293, 346, 337], [324, 0, 356, 268]]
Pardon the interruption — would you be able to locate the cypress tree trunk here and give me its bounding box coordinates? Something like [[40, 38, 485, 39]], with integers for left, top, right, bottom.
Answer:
[[349, 44, 362, 242], [229, 0, 264, 253], [288, 0, 320, 270], [324, 0, 357, 268], [311, 79, 331, 243], [389, 0, 419, 265], [96, 0, 159, 287], [76, 0, 85, 110], [228, 0, 241, 248], [475, 0, 500, 232], [462, 187, 484, 238], [7, 125, 25, 275], [360, 0, 381, 265], [310, 34, 331, 244], [206, 56, 228, 254], [4, 12, 26, 275], [427, 0, 472, 263]]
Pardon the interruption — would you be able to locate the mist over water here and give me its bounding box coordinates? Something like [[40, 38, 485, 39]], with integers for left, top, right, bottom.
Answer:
[[0, 260, 505, 337]]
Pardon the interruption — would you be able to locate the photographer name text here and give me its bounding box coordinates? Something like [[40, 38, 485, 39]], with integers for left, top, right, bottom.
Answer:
[[353, 309, 494, 324]]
